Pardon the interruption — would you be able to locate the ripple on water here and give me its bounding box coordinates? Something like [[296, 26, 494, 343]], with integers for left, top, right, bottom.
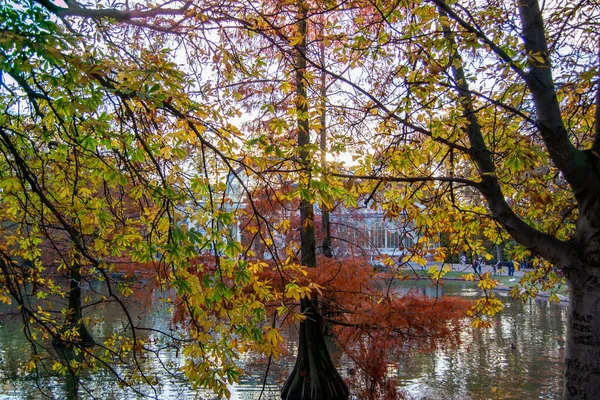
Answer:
[[0, 284, 566, 399]]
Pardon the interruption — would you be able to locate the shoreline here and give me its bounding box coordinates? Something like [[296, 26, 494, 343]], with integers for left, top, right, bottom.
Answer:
[[397, 262, 570, 303]]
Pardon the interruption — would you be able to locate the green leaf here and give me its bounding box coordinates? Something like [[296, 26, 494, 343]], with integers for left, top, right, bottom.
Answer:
[[175, 278, 192, 297], [223, 239, 242, 258]]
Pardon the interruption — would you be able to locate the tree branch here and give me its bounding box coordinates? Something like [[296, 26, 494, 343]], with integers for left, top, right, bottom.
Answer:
[[429, 0, 528, 82], [7, 70, 47, 118], [434, 1, 571, 267], [517, 0, 592, 199], [34, 0, 192, 21], [330, 171, 479, 187]]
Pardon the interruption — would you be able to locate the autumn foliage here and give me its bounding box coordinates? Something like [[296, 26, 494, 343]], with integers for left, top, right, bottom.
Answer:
[[163, 249, 469, 398], [240, 256, 469, 398], [8, 0, 599, 397]]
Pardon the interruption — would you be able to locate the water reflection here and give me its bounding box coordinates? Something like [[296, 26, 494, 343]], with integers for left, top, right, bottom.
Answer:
[[0, 281, 565, 399], [396, 281, 565, 400]]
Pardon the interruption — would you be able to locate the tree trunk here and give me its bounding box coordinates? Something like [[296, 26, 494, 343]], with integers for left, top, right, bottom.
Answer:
[[282, 2, 348, 399], [319, 22, 332, 259], [564, 277, 600, 399], [321, 211, 332, 258], [495, 244, 503, 264], [69, 262, 94, 344], [62, 259, 94, 347], [281, 299, 349, 400]]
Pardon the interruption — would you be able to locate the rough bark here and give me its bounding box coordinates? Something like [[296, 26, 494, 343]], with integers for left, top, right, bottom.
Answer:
[[515, 4, 600, 396], [495, 244, 503, 265], [281, 299, 349, 400], [564, 274, 600, 400], [296, 0, 316, 270]]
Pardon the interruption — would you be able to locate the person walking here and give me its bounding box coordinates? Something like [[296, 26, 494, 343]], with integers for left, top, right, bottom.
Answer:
[[507, 259, 515, 276], [472, 259, 482, 274], [494, 260, 502, 275]]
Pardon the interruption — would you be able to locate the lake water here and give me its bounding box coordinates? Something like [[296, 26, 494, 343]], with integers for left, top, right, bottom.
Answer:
[[0, 280, 566, 399]]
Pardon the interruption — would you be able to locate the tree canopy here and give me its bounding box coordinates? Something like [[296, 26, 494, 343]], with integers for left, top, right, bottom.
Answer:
[[1, 0, 600, 399]]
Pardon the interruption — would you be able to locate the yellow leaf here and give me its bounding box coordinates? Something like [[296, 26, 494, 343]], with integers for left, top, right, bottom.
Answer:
[[477, 277, 497, 290], [289, 32, 304, 46], [308, 283, 323, 297], [26, 360, 37, 372], [277, 219, 291, 233], [382, 257, 395, 267], [428, 264, 448, 280]]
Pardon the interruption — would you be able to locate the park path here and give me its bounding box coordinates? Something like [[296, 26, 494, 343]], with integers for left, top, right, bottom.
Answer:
[[448, 262, 526, 277]]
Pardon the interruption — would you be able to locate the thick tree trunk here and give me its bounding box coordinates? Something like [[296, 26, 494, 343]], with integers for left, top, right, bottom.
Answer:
[[564, 278, 600, 399], [67, 260, 94, 346], [68, 261, 83, 325], [283, 2, 348, 398], [281, 299, 349, 400]]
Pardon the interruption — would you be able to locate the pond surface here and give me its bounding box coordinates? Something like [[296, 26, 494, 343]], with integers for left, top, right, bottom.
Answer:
[[0, 281, 566, 399], [396, 282, 565, 400]]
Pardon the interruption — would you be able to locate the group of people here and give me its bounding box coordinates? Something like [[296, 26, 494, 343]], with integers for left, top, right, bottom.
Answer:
[[495, 260, 517, 276], [465, 257, 527, 276]]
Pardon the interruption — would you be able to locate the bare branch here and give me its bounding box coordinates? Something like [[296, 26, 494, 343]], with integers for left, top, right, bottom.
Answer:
[[429, 0, 528, 82], [518, 0, 592, 199], [34, 0, 192, 21], [330, 171, 479, 187]]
